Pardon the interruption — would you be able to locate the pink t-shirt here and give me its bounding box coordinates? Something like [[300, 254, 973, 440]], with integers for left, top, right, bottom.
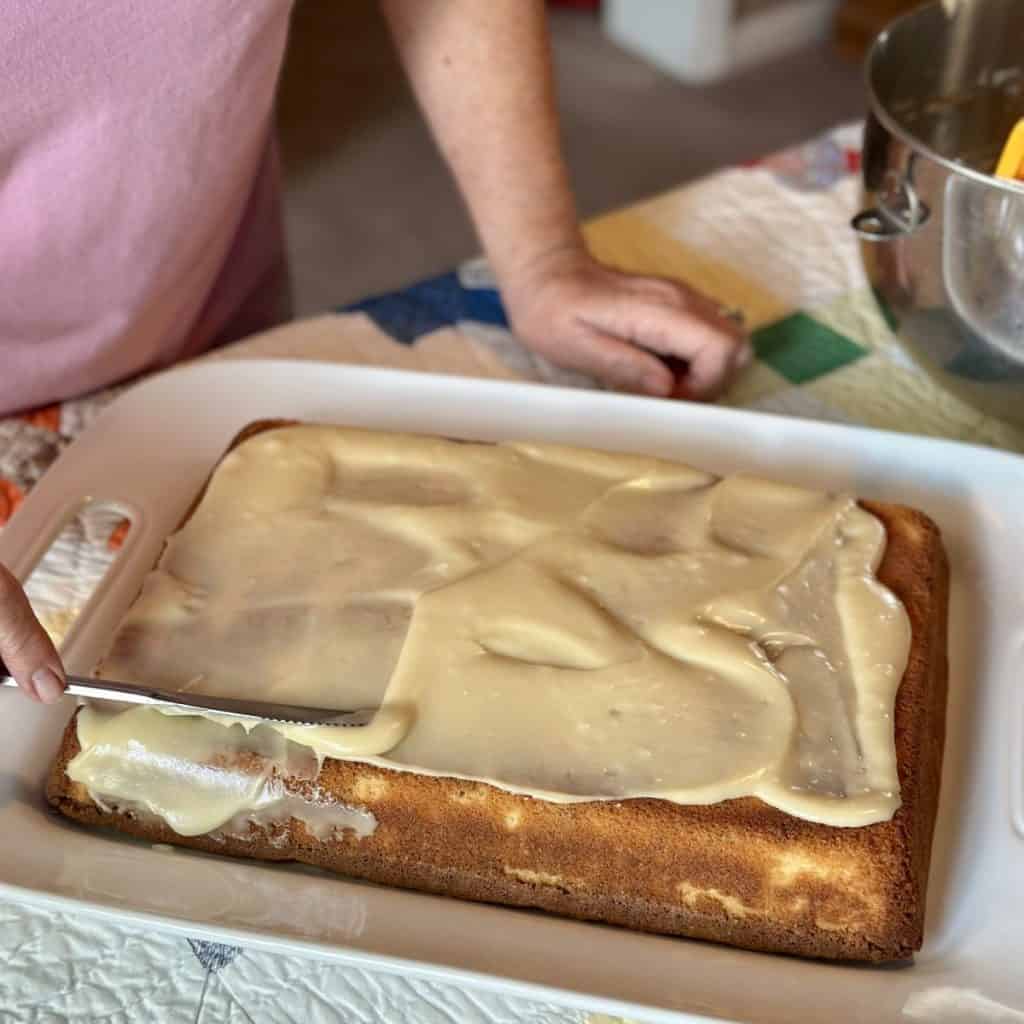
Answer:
[[1, 1, 294, 415]]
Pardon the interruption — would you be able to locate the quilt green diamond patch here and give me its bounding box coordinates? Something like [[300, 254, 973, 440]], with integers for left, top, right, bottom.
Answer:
[[753, 313, 867, 385]]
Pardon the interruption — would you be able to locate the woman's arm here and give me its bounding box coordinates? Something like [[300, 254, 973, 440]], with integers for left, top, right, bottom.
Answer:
[[380, 0, 749, 399]]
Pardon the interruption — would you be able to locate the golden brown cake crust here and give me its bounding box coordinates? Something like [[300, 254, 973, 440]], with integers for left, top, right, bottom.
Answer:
[[45, 422, 950, 963]]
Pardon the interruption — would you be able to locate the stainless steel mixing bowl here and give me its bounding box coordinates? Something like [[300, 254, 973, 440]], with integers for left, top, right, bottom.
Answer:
[[854, 0, 1024, 426]]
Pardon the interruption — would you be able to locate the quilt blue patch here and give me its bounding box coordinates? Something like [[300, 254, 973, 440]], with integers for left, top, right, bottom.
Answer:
[[341, 271, 508, 345]]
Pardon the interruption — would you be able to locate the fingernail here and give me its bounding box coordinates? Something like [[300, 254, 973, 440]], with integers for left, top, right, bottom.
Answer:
[[737, 342, 755, 369], [642, 374, 672, 397], [32, 668, 65, 704]]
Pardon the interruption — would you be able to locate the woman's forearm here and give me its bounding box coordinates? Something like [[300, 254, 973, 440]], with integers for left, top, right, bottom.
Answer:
[[379, 0, 750, 400], [380, 0, 583, 290]]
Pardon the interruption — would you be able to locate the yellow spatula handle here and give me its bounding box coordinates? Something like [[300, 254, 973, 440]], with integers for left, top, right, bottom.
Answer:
[[995, 119, 1024, 181]]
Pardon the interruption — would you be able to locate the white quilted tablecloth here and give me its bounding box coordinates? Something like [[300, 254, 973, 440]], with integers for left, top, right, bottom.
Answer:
[[3, 122, 1022, 1023]]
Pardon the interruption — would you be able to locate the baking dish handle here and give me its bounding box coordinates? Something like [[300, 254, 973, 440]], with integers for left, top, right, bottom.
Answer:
[[0, 492, 148, 674]]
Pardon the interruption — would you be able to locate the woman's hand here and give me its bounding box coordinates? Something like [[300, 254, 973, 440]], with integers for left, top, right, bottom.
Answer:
[[0, 563, 65, 702], [380, 1, 750, 401], [503, 247, 751, 400]]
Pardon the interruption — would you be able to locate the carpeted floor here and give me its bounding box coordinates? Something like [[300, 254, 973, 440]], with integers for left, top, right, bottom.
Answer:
[[276, 2, 865, 315]]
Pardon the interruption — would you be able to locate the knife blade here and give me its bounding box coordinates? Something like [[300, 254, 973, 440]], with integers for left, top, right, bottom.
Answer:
[[0, 672, 376, 728]]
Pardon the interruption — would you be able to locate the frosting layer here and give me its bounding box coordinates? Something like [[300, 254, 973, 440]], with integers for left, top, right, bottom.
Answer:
[[72, 426, 911, 831]]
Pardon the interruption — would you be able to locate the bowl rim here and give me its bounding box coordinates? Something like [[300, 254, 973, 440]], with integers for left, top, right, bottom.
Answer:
[[864, 1, 1024, 197]]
